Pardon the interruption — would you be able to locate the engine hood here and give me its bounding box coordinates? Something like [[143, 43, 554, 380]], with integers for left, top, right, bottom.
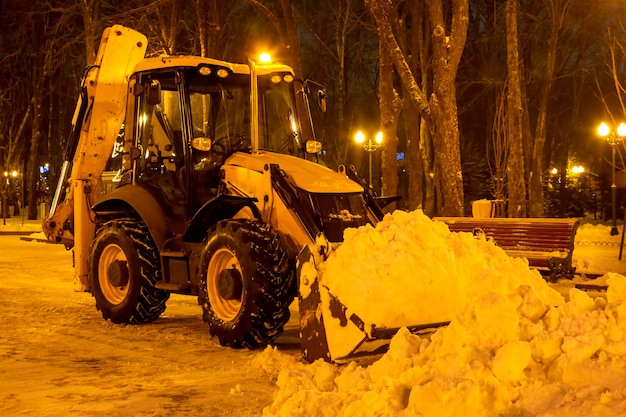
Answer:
[[225, 152, 363, 194]]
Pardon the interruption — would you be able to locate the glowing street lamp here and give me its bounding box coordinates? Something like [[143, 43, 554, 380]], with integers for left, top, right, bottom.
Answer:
[[597, 122, 626, 236], [571, 165, 585, 175], [1, 170, 16, 225], [355, 130, 383, 187]]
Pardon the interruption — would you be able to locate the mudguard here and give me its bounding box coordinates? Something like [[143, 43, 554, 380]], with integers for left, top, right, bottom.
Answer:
[[183, 194, 262, 242], [92, 185, 170, 249]]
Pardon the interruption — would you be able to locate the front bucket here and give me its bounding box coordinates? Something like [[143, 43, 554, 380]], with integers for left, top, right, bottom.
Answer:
[[296, 241, 447, 363]]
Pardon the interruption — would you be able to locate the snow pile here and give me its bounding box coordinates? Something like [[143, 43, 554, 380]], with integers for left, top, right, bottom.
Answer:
[[573, 222, 625, 275], [260, 210, 626, 416], [575, 222, 622, 246], [316, 209, 562, 328]]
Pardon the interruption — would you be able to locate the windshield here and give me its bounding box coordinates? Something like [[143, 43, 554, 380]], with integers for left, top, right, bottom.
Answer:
[[187, 71, 251, 154], [258, 73, 304, 156], [186, 69, 305, 157]]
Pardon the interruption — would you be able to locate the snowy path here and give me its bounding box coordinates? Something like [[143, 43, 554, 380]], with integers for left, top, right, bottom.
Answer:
[[0, 236, 298, 417]]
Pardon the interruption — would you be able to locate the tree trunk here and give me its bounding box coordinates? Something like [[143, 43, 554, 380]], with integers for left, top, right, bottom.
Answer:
[[280, 0, 302, 79], [413, 1, 435, 215], [365, 0, 430, 118], [423, 0, 468, 216], [156, 0, 179, 54], [378, 1, 401, 208], [406, 0, 425, 211], [279, 0, 314, 145], [366, 0, 467, 216], [429, 89, 464, 216], [79, 0, 99, 65], [334, 1, 349, 166], [406, 100, 423, 210], [380, 103, 401, 208], [529, 0, 566, 217], [420, 118, 436, 216], [28, 86, 43, 220], [505, 0, 526, 217], [196, 0, 208, 56], [520, 58, 533, 192]]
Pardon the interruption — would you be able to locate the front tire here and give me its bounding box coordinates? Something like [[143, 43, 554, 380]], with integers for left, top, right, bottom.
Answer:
[[89, 218, 169, 324], [198, 219, 294, 348]]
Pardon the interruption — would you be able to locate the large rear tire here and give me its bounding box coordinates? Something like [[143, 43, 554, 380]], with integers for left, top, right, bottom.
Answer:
[[89, 218, 169, 324], [198, 219, 294, 348]]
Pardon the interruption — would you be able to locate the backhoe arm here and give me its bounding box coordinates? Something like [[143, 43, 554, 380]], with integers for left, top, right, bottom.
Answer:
[[42, 25, 147, 291]]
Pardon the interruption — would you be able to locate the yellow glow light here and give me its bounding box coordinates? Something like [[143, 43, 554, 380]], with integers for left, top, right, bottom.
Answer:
[[375, 131, 383, 144], [355, 131, 365, 144], [290, 116, 297, 133], [598, 122, 610, 137], [198, 66, 212, 76], [259, 53, 271, 63]]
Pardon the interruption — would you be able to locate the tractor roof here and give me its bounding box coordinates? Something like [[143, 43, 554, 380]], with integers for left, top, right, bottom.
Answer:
[[132, 55, 294, 77]]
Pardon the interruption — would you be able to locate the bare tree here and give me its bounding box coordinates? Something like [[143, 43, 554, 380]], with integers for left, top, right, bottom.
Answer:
[[489, 87, 508, 203], [400, 0, 434, 214], [195, 0, 223, 58], [280, 0, 378, 168], [377, 0, 402, 206], [155, 0, 180, 54], [527, 0, 569, 217], [78, 0, 100, 65], [366, 0, 467, 216], [505, 0, 526, 217]]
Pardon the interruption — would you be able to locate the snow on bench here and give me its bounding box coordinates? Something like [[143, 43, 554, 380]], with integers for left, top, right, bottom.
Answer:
[[434, 217, 580, 282]]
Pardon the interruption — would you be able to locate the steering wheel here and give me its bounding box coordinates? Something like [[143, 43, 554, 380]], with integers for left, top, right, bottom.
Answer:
[[213, 135, 250, 154], [275, 132, 297, 154], [212, 136, 229, 154]]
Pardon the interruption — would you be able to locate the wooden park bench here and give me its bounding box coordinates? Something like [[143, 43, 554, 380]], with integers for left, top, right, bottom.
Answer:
[[434, 217, 580, 282]]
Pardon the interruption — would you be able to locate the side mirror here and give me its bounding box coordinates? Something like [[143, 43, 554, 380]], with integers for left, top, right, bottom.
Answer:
[[145, 80, 161, 105], [317, 90, 327, 113], [191, 137, 213, 152], [128, 146, 142, 160], [306, 140, 322, 154]]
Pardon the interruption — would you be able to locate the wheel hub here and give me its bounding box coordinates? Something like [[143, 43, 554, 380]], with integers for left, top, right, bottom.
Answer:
[[107, 259, 129, 287], [217, 268, 243, 300]]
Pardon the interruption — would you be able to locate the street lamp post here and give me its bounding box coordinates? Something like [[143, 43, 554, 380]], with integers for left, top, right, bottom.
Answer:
[[1, 173, 5, 226], [1, 170, 15, 226], [598, 122, 626, 236], [354, 130, 383, 187]]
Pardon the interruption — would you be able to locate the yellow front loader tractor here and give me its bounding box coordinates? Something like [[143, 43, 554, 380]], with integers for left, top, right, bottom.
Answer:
[[43, 25, 422, 363]]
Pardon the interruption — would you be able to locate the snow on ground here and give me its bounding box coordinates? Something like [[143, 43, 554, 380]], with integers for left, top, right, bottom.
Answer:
[[573, 222, 626, 276], [3, 213, 626, 416], [0, 217, 292, 417], [0, 215, 43, 233]]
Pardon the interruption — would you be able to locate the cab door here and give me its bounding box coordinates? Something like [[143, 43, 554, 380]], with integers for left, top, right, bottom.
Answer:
[[133, 71, 187, 223]]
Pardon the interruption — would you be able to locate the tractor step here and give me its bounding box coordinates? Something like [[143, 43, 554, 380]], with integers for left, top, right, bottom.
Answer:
[[158, 244, 193, 294], [155, 281, 190, 291], [160, 249, 188, 257]]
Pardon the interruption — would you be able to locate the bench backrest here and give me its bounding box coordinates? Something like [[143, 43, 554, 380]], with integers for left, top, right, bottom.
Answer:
[[434, 217, 579, 252]]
